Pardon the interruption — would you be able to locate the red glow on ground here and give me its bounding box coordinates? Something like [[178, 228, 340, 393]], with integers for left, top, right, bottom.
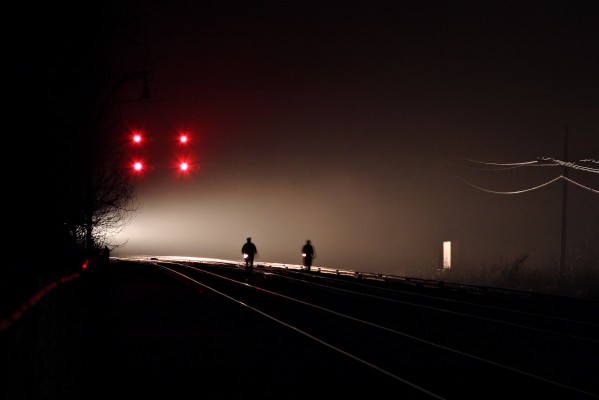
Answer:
[[0, 272, 80, 331]]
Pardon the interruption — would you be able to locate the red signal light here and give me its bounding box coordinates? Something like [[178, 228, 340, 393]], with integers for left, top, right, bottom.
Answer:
[[178, 131, 191, 145], [133, 161, 144, 172], [132, 131, 143, 144], [124, 129, 200, 177]]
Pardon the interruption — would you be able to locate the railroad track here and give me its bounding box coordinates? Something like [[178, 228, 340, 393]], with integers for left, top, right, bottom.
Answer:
[[136, 258, 599, 399]]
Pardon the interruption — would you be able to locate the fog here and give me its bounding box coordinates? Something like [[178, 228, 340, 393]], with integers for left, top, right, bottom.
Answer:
[[110, 1, 598, 281]]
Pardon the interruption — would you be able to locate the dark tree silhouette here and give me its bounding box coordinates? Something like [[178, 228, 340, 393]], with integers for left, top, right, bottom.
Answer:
[[6, 1, 147, 278]]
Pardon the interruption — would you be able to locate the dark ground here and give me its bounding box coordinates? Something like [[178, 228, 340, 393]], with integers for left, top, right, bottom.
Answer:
[[3, 257, 599, 399], [1, 259, 400, 399]]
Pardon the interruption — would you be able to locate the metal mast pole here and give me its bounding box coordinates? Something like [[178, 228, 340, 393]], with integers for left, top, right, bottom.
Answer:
[[559, 125, 569, 276]]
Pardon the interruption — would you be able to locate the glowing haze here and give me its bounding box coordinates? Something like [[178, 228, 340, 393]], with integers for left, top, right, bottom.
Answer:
[[110, 2, 598, 278]]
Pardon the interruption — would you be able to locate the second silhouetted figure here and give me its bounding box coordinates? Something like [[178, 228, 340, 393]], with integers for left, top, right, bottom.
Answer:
[[241, 237, 258, 277], [301, 240, 315, 271]]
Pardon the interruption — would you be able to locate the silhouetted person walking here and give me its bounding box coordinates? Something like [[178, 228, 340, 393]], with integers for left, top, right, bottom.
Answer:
[[302, 240, 315, 271], [241, 237, 258, 278]]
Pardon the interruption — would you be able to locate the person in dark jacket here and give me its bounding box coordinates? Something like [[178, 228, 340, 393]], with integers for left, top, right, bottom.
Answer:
[[301, 240, 315, 271], [241, 237, 258, 277]]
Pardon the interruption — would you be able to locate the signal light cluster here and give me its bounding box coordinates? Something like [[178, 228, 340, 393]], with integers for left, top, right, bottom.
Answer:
[[128, 130, 196, 176]]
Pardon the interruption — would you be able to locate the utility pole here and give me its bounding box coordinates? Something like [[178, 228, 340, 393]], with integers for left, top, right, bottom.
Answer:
[[559, 125, 569, 276]]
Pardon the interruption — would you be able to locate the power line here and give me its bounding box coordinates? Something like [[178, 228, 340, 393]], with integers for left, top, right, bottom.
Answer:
[[459, 156, 599, 194], [462, 129, 596, 278], [462, 158, 538, 166], [459, 175, 599, 195], [462, 157, 599, 174], [537, 157, 599, 174], [562, 176, 599, 194]]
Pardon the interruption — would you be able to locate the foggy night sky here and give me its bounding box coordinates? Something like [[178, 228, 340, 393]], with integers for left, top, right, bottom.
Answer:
[[15, 1, 599, 277]]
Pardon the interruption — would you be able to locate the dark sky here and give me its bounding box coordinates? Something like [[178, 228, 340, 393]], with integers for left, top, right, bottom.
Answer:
[[16, 1, 599, 277]]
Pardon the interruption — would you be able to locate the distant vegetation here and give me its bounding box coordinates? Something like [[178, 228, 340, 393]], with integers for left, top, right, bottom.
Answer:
[[433, 253, 599, 300]]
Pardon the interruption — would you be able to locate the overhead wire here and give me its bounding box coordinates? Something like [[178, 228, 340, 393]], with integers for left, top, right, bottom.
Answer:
[[459, 157, 599, 195], [460, 159, 556, 172], [537, 157, 599, 174], [562, 176, 599, 194], [459, 176, 562, 195], [459, 176, 599, 195]]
